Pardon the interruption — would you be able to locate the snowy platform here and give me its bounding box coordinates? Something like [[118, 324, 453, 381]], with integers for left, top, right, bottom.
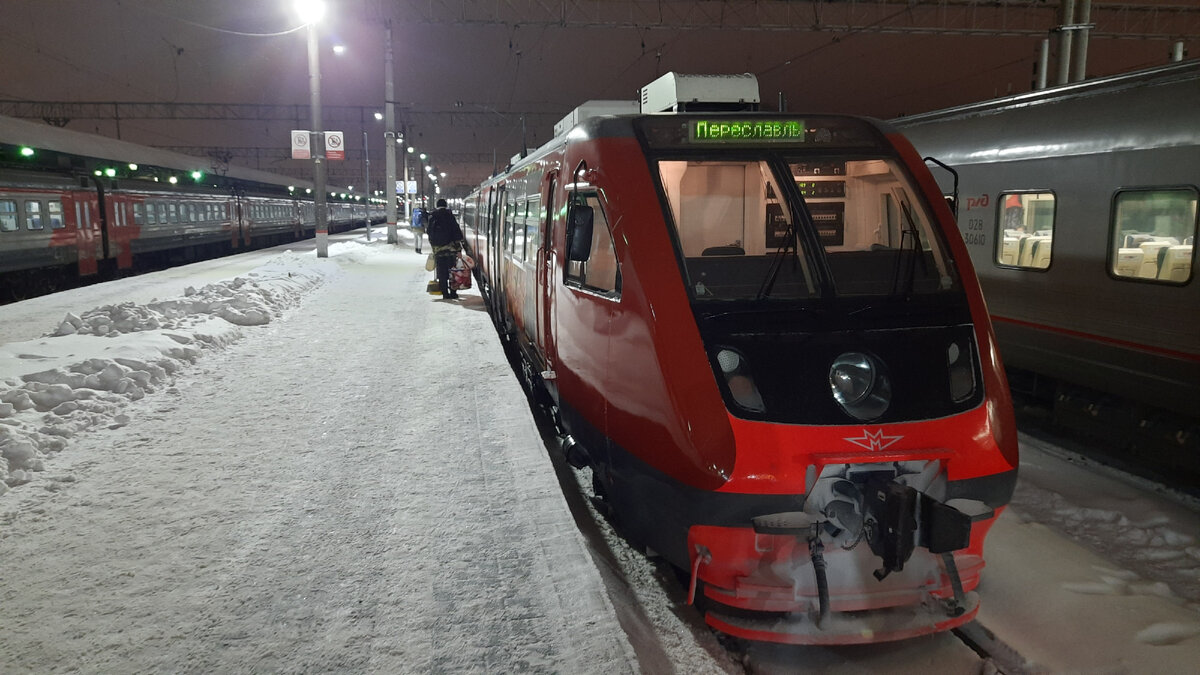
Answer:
[[0, 234, 638, 673], [2, 231, 1199, 673]]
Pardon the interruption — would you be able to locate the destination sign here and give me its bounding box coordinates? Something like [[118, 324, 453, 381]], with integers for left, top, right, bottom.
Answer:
[[691, 120, 805, 143]]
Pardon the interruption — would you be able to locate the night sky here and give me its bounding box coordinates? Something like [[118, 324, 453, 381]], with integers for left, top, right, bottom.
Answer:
[[1, 0, 1194, 194]]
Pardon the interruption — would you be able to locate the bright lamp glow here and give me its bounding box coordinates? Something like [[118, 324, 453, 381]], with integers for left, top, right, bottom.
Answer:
[[374, 112, 383, 121], [293, 0, 326, 24], [19, 146, 35, 157]]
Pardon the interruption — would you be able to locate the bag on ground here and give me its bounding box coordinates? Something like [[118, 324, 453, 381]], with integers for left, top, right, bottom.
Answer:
[[451, 256, 472, 290]]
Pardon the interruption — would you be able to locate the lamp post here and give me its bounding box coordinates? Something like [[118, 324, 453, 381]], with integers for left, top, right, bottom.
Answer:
[[362, 129, 371, 240], [384, 21, 398, 244], [404, 145, 413, 222], [296, 0, 329, 258]]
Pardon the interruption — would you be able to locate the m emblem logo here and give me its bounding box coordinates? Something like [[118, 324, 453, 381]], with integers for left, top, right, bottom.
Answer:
[[844, 429, 903, 452]]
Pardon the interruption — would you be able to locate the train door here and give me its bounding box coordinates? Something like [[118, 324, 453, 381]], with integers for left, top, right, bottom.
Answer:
[[229, 196, 243, 248], [536, 172, 559, 384], [62, 192, 97, 276], [104, 194, 135, 269], [490, 185, 506, 305]]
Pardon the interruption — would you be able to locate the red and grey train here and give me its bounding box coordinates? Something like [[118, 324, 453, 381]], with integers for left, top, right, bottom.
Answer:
[[462, 74, 1019, 644], [1, 114, 376, 296]]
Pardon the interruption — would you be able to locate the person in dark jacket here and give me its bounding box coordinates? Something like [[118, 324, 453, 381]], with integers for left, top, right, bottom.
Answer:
[[426, 199, 465, 299]]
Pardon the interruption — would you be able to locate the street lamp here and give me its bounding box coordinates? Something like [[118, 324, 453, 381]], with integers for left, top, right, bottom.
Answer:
[[295, 0, 329, 258]]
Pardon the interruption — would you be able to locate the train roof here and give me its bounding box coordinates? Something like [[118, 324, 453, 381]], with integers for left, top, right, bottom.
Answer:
[[0, 114, 310, 191], [892, 59, 1200, 165]]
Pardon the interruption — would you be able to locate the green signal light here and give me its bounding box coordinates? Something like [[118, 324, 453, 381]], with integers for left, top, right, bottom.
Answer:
[[190, 170, 203, 181], [104, 168, 117, 177], [19, 146, 35, 157]]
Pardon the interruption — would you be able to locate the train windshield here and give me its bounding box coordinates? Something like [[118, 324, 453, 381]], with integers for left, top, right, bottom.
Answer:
[[656, 156, 957, 302]]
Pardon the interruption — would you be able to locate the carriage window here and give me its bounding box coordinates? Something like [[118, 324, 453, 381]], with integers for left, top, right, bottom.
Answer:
[[515, 199, 530, 261], [526, 195, 542, 258], [133, 203, 145, 225], [505, 193, 518, 256], [996, 192, 1055, 269], [25, 201, 44, 230], [0, 199, 16, 231], [155, 202, 167, 225], [48, 200, 65, 228], [1111, 188, 1197, 283], [565, 192, 619, 294]]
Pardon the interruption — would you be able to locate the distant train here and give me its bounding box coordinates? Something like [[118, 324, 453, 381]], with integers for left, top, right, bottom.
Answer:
[[0, 114, 380, 298], [464, 73, 1019, 645], [895, 59, 1199, 480]]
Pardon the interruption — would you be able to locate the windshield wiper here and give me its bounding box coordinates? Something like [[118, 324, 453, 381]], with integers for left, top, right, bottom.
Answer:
[[756, 218, 799, 300], [890, 201, 929, 299]]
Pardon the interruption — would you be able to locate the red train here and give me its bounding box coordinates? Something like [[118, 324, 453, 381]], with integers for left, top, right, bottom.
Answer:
[[463, 74, 1019, 645], [1, 114, 376, 297]]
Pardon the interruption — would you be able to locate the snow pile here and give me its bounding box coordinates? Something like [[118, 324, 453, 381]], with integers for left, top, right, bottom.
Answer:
[[0, 250, 337, 495]]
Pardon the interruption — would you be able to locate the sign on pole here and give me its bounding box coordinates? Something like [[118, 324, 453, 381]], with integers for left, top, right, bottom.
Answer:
[[290, 130, 310, 159], [325, 131, 345, 160]]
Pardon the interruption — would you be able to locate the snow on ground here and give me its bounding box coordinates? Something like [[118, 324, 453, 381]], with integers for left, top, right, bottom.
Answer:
[[0, 252, 331, 493], [1, 230, 1199, 673], [0, 235, 651, 673]]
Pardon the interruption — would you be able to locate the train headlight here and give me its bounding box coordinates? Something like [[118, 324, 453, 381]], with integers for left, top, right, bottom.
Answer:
[[830, 352, 891, 421], [947, 341, 976, 402], [716, 348, 765, 413]]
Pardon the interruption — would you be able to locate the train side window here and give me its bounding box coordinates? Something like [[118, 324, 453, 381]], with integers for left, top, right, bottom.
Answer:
[[156, 202, 167, 225], [515, 198, 529, 261], [1110, 187, 1197, 283], [25, 201, 44, 230], [565, 192, 620, 294], [48, 200, 65, 229], [527, 195, 542, 257], [505, 192, 518, 256], [0, 199, 17, 232], [995, 191, 1055, 269], [134, 203, 145, 225]]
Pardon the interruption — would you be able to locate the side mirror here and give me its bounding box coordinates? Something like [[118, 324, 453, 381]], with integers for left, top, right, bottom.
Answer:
[[568, 205, 594, 262]]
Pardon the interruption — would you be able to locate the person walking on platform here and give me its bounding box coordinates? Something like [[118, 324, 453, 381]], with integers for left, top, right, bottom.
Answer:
[[426, 199, 465, 300], [411, 206, 427, 254]]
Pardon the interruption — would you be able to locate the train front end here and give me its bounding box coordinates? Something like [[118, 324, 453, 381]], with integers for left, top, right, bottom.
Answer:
[[632, 115, 1019, 644]]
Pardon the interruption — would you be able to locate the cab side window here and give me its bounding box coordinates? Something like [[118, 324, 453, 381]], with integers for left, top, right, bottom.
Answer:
[[1110, 188, 1197, 283], [565, 192, 619, 294], [996, 191, 1055, 269]]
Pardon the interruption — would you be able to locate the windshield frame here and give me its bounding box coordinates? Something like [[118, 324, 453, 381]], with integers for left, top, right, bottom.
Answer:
[[646, 146, 961, 307]]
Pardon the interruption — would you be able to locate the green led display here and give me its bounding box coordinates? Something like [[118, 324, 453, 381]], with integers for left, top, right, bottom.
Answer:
[[691, 120, 805, 143]]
